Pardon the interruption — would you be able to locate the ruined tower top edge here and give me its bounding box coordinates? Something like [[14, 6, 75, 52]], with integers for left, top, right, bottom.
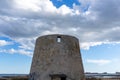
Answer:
[[37, 34, 79, 41]]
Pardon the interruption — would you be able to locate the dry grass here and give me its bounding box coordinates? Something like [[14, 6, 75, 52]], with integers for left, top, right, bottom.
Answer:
[[0, 76, 28, 80]]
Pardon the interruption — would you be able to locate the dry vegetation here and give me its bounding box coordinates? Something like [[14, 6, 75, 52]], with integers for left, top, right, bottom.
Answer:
[[0, 76, 28, 80], [86, 78, 101, 80], [0, 77, 101, 80]]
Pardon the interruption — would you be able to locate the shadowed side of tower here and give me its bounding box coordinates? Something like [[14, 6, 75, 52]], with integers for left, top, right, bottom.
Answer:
[[29, 34, 85, 80]]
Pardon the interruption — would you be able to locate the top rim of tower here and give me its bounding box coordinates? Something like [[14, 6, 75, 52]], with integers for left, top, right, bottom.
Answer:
[[37, 34, 78, 40]]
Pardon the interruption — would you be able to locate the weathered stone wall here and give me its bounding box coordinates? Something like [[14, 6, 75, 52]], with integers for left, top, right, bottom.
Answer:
[[30, 34, 85, 80]]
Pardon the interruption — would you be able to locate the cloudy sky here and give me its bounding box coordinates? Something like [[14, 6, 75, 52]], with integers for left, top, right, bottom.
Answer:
[[0, 0, 120, 74]]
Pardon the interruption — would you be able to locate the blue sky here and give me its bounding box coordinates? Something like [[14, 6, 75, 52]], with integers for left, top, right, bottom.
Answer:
[[0, 0, 120, 74]]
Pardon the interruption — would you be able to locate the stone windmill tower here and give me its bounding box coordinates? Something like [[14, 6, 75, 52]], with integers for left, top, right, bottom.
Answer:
[[29, 34, 85, 80]]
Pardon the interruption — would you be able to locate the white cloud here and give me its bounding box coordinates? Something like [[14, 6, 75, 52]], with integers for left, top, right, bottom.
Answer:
[[86, 59, 111, 66], [14, 0, 58, 13], [0, 40, 12, 46], [14, 0, 40, 11], [13, 0, 75, 15], [0, 48, 33, 57], [80, 41, 120, 50], [14, 38, 35, 51], [57, 5, 73, 15]]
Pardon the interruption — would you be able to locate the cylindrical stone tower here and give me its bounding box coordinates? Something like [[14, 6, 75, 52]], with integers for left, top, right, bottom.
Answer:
[[29, 34, 85, 80]]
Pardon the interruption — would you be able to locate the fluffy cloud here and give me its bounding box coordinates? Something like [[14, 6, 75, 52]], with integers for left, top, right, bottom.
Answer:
[[0, 48, 32, 57], [81, 41, 120, 50], [86, 59, 111, 66], [0, 40, 12, 46], [0, 0, 120, 55]]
